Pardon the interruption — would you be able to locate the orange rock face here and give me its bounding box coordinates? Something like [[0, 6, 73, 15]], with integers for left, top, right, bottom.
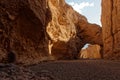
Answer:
[[102, 0, 120, 59], [0, 0, 49, 64], [0, 0, 102, 64], [80, 45, 101, 59], [47, 0, 103, 59]]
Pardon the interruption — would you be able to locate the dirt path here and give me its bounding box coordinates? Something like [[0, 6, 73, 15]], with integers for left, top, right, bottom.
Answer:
[[28, 60, 120, 80]]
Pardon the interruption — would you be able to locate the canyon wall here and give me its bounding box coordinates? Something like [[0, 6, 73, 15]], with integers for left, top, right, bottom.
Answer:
[[102, 0, 120, 59], [47, 0, 102, 59], [0, 0, 49, 64], [0, 0, 102, 64], [80, 44, 101, 59]]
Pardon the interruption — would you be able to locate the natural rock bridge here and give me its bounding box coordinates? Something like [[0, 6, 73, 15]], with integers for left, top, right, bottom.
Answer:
[[0, 0, 120, 65]]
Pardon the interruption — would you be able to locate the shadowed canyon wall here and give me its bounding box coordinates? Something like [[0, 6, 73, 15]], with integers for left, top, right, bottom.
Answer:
[[0, 0, 102, 64], [0, 0, 49, 64], [102, 0, 120, 59]]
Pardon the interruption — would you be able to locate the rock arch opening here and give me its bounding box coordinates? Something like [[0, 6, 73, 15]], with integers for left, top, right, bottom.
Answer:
[[66, 0, 102, 59]]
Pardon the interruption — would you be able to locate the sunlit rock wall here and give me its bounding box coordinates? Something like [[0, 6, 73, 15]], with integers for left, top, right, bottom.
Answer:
[[102, 0, 120, 59], [0, 0, 103, 64]]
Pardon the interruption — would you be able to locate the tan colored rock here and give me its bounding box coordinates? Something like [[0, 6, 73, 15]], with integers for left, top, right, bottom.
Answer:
[[0, 0, 103, 64], [47, 0, 102, 59], [80, 44, 101, 59], [102, 0, 120, 59], [80, 49, 88, 59]]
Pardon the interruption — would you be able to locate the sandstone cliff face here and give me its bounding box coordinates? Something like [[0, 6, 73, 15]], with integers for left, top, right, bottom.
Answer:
[[0, 0, 102, 64], [0, 0, 49, 64], [47, 0, 103, 59], [80, 44, 101, 59], [102, 0, 120, 59]]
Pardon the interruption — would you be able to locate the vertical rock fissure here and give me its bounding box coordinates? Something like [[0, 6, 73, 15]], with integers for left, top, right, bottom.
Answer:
[[111, 0, 115, 52]]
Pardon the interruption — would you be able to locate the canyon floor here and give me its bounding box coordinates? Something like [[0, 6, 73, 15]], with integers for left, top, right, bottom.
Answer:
[[27, 60, 120, 80]]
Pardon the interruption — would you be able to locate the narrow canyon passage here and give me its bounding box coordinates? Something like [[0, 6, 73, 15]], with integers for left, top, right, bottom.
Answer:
[[0, 0, 120, 80]]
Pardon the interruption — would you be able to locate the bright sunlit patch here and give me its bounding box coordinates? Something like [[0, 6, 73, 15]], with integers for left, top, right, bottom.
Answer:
[[82, 44, 90, 49]]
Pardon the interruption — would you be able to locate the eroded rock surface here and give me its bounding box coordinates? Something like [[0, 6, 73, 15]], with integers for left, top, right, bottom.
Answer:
[[80, 44, 101, 59], [102, 0, 120, 59], [47, 0, 102, 59], [0, 0, 102, 64], [0, 0, 49, 64]]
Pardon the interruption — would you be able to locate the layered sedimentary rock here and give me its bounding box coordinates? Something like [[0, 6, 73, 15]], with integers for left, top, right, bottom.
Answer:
[[0, 0, 102, 64], [102, 0, 120, 59], [80, 44, 101, 59]]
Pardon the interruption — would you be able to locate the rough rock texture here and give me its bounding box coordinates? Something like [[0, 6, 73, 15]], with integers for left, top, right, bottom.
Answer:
[[47, 0, 103, 59], [102, 0, 120, 59], [0, 64, 57, 80], [0, 0, 102, 64], [0, 64, 40, 80], [80, 44, 101, 59], [0, 0, 49, 64]]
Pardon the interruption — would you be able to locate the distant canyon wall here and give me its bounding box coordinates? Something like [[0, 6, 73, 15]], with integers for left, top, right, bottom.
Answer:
[[102, 0, 120, 59], [80, 44, 101, 59]]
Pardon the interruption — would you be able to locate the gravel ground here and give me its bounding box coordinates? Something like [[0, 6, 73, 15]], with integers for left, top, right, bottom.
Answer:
[[0, 64, 41, 80], [28, 60, 120, 80]]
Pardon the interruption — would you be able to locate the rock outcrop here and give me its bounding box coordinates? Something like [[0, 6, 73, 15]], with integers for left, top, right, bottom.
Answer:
[[80, 44, 101, 59], [47, 0, 103, 59], [102, 0, 120, 59], [0, 0, 102, 64]]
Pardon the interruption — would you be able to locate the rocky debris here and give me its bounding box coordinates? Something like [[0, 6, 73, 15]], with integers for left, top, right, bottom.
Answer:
[[28, 60, 120, 80], [80, 44, 101, 59], [0, 63, 57, 80], [0, 64, 40, 80], [102, 0, 120, 59], [0, 0, 102, 64]]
